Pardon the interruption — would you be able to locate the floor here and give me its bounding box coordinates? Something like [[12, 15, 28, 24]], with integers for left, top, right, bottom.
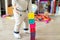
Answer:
[[0, 16, 60, 40]]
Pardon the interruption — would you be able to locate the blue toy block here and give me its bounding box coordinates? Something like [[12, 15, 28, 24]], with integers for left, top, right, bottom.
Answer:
[[29, 19, 35, 24]]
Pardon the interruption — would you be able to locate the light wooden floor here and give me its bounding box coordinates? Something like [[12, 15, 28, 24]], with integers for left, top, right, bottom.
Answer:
[[0, 16, 60, 40]]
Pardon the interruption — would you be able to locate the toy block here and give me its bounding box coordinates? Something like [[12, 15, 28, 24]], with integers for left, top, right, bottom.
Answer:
[[29, 19, 35, 24], [31, 32, 36, 37], [30, 23, 36, 28], [28, 12, 34, 19], [30, 28, 36, 32], [30, 38, 35, 40], [30, 32, 36, 40]]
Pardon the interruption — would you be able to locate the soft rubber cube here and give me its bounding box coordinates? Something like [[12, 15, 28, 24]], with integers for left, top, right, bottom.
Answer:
[[30, 23, 36, 28], [30, 28, 36, 33], [28, 12, 34, 19], [29, 19, 35, 24], [30, 32, 36, 40]]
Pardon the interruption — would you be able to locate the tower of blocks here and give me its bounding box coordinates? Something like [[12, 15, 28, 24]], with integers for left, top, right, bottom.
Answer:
[[28, 12, 36, 40]]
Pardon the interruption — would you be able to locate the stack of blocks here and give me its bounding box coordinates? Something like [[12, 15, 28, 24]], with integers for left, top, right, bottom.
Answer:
[[28, 12, 36, 40]]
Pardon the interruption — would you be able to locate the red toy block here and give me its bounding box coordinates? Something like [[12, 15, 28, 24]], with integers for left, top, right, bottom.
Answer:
[[30, 28, 36, 32]]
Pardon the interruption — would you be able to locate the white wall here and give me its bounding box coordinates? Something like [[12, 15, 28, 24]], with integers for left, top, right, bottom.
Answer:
[[5, 0, 8, 15]]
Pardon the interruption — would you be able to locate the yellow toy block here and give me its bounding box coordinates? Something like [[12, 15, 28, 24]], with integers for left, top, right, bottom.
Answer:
[[28, 12, 34, 19]]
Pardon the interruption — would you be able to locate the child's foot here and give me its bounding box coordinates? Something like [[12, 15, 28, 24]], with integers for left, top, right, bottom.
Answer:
[[13, 31, 21, 39]]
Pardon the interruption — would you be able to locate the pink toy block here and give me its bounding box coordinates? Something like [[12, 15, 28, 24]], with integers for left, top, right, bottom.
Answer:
[[30, 23, 36, 28]]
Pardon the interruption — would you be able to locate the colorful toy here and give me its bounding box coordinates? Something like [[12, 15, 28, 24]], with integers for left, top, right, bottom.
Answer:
[[2, 15, 7, 18], [28, 12, 36, 40], [28, 12, 35, 19], [35, 11, 51, 23]]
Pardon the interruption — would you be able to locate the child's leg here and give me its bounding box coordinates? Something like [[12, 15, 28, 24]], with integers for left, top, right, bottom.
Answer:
[[24, 17, 29, 30], [13, 11, 24, 38], [23, 14, 30, 33], [14, 13, 21, 32]]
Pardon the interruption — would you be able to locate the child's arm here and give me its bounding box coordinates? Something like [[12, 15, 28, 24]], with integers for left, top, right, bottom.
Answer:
[[28, 0, 32, 12]]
